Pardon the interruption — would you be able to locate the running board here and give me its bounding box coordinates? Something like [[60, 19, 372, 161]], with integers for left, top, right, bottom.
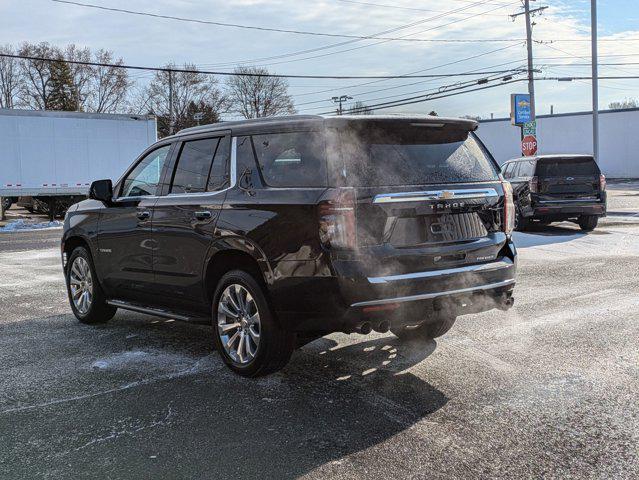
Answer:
[[106, 300, 210, 324]]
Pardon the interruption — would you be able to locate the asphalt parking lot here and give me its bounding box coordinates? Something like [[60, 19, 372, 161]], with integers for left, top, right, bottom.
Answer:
[[1, 182, 638, 479]]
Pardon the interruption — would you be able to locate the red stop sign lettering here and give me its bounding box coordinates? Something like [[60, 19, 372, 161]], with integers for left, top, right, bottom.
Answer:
[[522, 135, 537, 156]]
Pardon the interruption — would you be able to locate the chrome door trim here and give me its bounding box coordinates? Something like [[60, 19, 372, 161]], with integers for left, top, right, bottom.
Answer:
[[367, 257, 514, 284], [351, 279, 515, 308], [372, 188, 499, 204]]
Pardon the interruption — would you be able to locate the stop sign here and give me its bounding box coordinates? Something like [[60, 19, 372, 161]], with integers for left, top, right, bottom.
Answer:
[[522, 135, 538, 156]]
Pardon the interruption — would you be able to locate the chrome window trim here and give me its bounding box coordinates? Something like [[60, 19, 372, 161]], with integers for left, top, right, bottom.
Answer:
[[350, 279, 515, 308], [115, 137, 238, 202], [367, 258, 514, 284], [373, 188, 499, 204]]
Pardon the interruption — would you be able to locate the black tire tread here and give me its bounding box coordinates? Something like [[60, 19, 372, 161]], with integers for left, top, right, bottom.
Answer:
[[578, 215, 598, 231]]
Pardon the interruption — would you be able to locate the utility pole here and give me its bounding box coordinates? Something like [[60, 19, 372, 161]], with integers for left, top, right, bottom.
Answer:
[[591, 0, 600, 163], [524, 0, 536, 119], [331, 95, 352, 115], [511, 1, 548, 119], [168, 69, 174, 135]]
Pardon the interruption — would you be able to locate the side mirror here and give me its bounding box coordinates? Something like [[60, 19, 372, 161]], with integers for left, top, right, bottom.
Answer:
[[89, 179, 113, 204]]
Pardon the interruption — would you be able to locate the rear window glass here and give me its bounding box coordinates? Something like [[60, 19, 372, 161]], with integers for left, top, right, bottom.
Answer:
[[340, 125, 499, 186], [252, 131, 327, 187], [536, 158, 599, 177]]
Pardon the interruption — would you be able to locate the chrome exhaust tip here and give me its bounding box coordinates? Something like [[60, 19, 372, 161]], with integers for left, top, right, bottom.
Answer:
[[360, 322, 372, 335], [497, 295, 515, 311], [373, 321, 390, 333]]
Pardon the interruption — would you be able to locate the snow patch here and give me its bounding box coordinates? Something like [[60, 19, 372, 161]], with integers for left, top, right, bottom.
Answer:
[[0, 219, 63, 233], [90, 351, 151, 370]]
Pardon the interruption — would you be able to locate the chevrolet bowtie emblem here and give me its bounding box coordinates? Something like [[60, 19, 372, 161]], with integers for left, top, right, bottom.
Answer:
[[438, 191, 455, 199]]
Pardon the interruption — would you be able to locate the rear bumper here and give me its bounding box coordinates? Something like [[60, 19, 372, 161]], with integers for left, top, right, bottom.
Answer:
[[274, 239, 517, 333], [351, 264, 515, 308], [528, 200, 606, 218]]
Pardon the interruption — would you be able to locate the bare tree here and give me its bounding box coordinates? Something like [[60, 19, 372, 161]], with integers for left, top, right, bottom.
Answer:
[[346, 101, 373, 115], [226, 66, 295, 119], [609, 98, 639, 110], [136, 63, 229, 137], [64, 44, 91, 109], [85, 50, 130, 113], [18, 42, 63, 109], [0, 44, 22, 109]]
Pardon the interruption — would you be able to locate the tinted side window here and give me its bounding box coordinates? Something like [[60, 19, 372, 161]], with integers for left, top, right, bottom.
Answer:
[[121, 145, 171, 197], [519, 160, 535, 177], [209, 137, 230, 191], [235, 136, 262, 188], [170, 138, 219, 194], [252, 131, 327, 187], [502, 163, 513, 179]]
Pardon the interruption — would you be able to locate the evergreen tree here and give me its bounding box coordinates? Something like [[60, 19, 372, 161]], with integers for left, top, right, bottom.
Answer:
[[47, 59, 79, 111]]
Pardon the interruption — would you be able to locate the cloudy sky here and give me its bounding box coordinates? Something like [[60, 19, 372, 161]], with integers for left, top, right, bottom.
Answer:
[[1, 0, 638, 119]]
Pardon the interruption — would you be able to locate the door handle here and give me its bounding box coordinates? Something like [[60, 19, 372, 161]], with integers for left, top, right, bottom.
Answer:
[[194, 211, 212, 220], [136, 211, 151, 220]]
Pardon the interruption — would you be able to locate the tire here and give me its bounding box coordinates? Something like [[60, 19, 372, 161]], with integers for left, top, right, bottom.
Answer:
[[515, 208, 530, 231], [65, 247, 117, 324], [2, 198, 12, 211], [391, 316, 457, 342], [578, 215, 598, 231], [212, 270, 295, 377]]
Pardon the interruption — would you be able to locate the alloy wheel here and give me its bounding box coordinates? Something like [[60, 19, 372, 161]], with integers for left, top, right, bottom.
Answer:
[[217, 284, 261, 364], [69, 257, 93, 315]]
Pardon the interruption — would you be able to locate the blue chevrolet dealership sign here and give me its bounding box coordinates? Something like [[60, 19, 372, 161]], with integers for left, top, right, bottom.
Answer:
[[511, 93, 533, 125]]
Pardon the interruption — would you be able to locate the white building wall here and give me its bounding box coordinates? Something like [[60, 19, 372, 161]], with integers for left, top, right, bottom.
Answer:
[[476, 108, 639, 178]]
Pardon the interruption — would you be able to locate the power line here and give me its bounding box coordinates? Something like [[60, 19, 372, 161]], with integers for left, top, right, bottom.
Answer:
[[186, 1, 522, 70], [296, 68, 528, 108], [54, 0, 520, 71], [290, 42, 525, 99], [318, 78, 528, 113], [244, 2, 521, 69], [0, 52, 531, 80], [541, 62, 639, 67], [538, 42, 639, 82], [541, 38, 639, 42], [332, 0, 511, 16], [52, 0, 519, 43], [323, 75, 639, 114]]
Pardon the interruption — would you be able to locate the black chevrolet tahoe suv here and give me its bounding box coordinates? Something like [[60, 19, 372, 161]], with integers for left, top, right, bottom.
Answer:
[[501, 154, 607, 231], [62, 115, 517, 376]]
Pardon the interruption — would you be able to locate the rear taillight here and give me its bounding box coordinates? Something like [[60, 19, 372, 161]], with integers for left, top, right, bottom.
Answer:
[[599, 174, 606, 191], [529, 176, 539, 193], [318, 188, 357, 250], [502, 181, 515, 235]]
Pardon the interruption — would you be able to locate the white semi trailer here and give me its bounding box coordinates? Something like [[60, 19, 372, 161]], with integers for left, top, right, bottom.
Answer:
[[0, 109, 157, 218]]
